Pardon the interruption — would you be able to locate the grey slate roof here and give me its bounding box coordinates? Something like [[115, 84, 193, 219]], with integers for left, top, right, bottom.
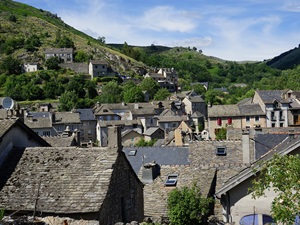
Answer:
[[208, 104, 240, 117], [254, 133, 289, 159], [24, 117, 52, 129], [143, 127, 162, 136], [44, 48, 73, 54], [256, 90, 289, 103], [75, 109, 96, 121], [53, 112, 81, 124], [0, 147, 119, 213], [90, 60, 107, 65], [0, 118, 18, 137], [42, 135, 76, 147], [123, 147, 189, 175], [238, 104, 264, 116], [208, 103, 264, 117]]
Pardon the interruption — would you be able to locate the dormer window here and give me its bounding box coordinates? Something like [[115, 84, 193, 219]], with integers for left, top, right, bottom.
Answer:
[[128, 150, 137, 156], [165, 174, 178, 186], [216, 146, 226, 156]]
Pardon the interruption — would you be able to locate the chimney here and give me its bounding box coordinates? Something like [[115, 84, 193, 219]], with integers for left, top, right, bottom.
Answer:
[[107, 126, 122, 151], [72, 129, 81, 147], [242, 130, 250, 165], [288, 130, 295, 140], [134, 103, 139, 109], [141, 161, 160, 184]]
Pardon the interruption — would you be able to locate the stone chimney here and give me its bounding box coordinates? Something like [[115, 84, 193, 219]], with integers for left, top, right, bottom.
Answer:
[[107, 126, 122, 151], [72, 129, 81, 147], [242, 130, 251, 165], [141, 161, 160, 184]]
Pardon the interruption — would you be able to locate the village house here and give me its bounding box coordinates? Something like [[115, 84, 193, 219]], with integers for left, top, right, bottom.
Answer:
[[252, 89, 300, 127], [89, 59, 108, 79], [0, 118, 50, 194], [22, 62, 40, 72], [207, 99, 266, 140], [0, 127, 144, 225], [44, 48, 74, 63], [23, 111, 81, 137], [75, 108, 97, 144], [144, 68, 178, 92], [215, 131, 300, 225]]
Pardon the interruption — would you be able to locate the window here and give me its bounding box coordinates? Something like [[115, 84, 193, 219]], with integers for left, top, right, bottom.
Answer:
[[165, 174, 178, 186], [246, 116, 250, 122], [43, 131, 50, 136], [217, 118, 222, 126], [216, 147, 226, 156], [255, 115, 260, 121], [280, 123, 284, 127], [272, 123, 276, 127], [128, 150, 137, 156], [227, 117, 232, 125]]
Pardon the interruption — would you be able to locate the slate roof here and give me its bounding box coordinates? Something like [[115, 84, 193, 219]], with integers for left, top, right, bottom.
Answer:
[[123, 147, 189, 175], [98, 119, 141, 127], [256, 90, 289, 104], [30, 112, 50, 119], [94, 103, 157, 116], [208, 103, 264, 117], [208, 105, 240, 117], [216, 133, 300, 197], [44, 48, 73, 54], [0, 118, 18, 137], [254, 133, 289, 159], [24, 117, 52, 129], [186, 96, 205, 103], [0, 147, 119, 213], [75, 109, 96, 121], [89, 60, 107, 65], [42, 135, 76, 147], [143, 127, 162, 136], [238, 104, 264, 116], [53, 112, 81, 124]]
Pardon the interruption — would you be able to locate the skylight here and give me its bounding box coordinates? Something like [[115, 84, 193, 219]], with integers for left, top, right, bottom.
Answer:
[[165, 174, 178, 186]]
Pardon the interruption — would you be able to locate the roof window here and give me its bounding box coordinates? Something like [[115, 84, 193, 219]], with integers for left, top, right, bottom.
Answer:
[[216, 146, 226, 156], [128, 150, 137, 156], [165, 174, 178, 186]]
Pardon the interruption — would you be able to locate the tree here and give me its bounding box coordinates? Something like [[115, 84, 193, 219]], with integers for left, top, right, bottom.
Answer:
[[167, 183, 213, 225], [0, 55, 22, 75], [251, 154, 300, 224], [74, 50, 90, 62], [139, 77, 160, 99], [98, 81, 122, 103], [45, 56, 61, 70], [58, 90, 78, 111], [123, 86, 144, 103], [154, 88, 170, 100]]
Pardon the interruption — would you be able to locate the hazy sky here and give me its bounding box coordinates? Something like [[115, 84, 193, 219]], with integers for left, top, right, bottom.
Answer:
[[14, 0, 300, 61]]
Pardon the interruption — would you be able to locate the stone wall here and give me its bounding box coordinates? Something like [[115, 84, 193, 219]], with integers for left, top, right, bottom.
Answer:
[[99, 152, 144, 224], [60, 63, 89, 74]]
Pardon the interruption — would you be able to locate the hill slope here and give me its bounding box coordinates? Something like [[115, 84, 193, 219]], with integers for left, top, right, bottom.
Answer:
[[0, 0, 146, 74], [266, 45, 300, 70]]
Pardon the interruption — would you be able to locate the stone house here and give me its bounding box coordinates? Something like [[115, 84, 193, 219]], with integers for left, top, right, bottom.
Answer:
[[44, 48, 74, 63], [0, 127, 144, 225], [144, 68, 178, 92], [174, 121, 193, 146], [24, 111, 81, 137], [75, 108, 97, 144], [122, 129, 143, 147], [89, 60, 108, 79], [215, 132, 300, 225], [252, 90, 300, 127], [207, 101, 265, 140], [22, 62, 40, 72], [143, 127, 164, 142], [182, 95, 206, 117]]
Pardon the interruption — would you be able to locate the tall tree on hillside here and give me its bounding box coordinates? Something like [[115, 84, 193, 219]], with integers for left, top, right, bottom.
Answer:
[[0, 55, 22, 75], [98, 81, 122, 103], [139, 77, 160, 99]]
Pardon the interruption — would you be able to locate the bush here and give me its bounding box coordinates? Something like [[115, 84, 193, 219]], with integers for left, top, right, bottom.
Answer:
[[168, 184, 213, 225]]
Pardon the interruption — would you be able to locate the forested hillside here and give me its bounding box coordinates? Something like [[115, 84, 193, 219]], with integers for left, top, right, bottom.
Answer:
[[1, 0, 300, 110]]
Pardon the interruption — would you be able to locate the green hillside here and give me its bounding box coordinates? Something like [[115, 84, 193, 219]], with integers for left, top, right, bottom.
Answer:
[[266, 45, 300, 70], [0, 0, 145, 73]]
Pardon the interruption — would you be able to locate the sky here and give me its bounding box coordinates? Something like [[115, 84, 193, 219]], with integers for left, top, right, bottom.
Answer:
[[14, 0, 300, 61]]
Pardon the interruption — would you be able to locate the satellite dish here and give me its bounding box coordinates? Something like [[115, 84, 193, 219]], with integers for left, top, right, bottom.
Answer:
[[2, 97, 14, 110]]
